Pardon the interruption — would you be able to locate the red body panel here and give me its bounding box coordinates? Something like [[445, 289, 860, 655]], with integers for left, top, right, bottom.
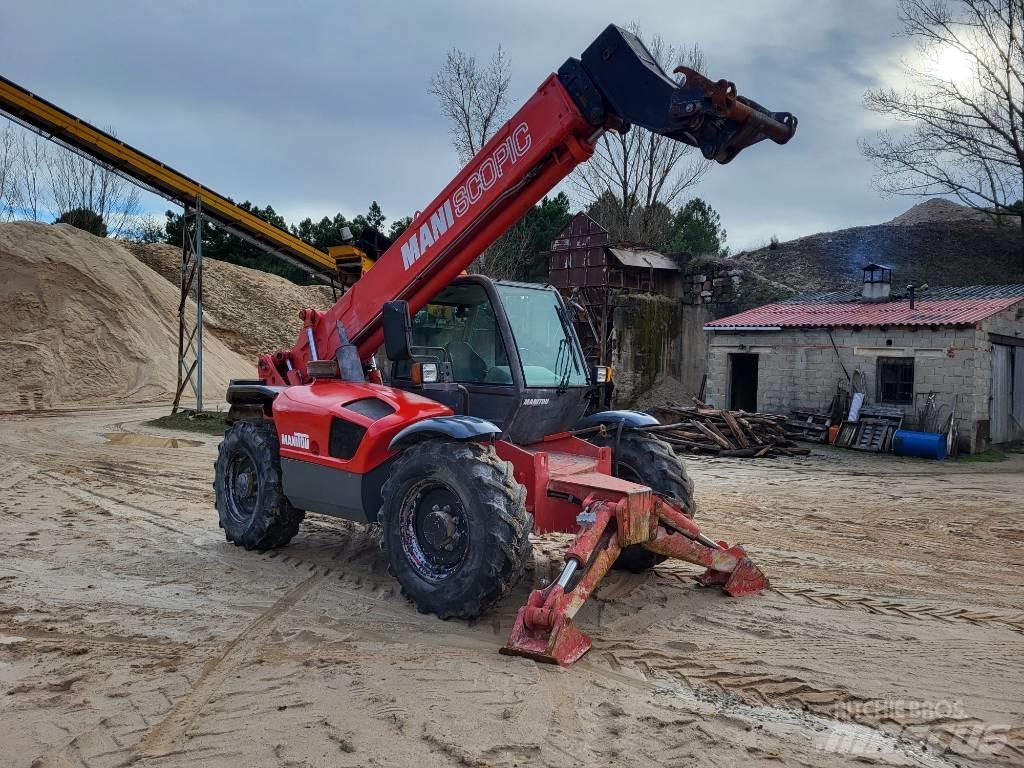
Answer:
[[273, 378, 613, 536], [271, 380, 452, 474], [261, 76, 595, 385], [495, 435, 612, 534]]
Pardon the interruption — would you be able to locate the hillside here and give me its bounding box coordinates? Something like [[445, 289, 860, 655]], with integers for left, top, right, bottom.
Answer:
[[733, 200, 1024, 292], [0, 223, 249, 410]]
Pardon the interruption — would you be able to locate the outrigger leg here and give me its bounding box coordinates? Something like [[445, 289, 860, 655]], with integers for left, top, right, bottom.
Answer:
[[501, 493, 769, 666]]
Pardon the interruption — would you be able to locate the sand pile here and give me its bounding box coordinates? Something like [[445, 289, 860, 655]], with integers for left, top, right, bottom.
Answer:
[[126, 243, 336, 361], [0, 222, 250, 410], [629, 374, 694, 410]]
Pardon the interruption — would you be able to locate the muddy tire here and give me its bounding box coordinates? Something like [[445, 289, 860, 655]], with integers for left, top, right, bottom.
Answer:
[[379, 439, 531, 620], [589, 430, 695, 573], [214, 420, 304, 550]]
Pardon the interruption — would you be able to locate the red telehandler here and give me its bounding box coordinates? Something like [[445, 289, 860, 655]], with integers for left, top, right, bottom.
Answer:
[[215, 25, 796, 666]]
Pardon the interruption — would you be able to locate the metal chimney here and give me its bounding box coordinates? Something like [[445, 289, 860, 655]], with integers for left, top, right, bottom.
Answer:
[[860, 262, 892, 303], [907, 282, 928, 309]]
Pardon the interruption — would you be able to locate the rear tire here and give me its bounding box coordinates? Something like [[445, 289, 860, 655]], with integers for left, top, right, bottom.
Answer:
[[214, 420, 304, 550], [379, 439, 531, 620], [589, 431, 695, 572]]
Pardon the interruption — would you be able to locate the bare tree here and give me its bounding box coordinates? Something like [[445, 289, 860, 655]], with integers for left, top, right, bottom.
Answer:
[[0, 123, 18, 221], [122, 213, 166, 244], [862, 0, 1024, 232], [482, 217, 534, 280], [430, 46, 512, 164], [573, 24, 711, 245], [17, 131, 49, 222], [430, 45, 513, 272], [47, 129, 141, 236]]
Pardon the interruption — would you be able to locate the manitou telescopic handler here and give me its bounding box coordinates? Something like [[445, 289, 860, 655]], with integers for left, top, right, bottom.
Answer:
[[214, 24, 796, 666]]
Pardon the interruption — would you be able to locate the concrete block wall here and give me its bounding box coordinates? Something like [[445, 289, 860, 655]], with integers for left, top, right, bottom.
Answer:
[[704, 325, 990, 452], [983, 302, 1024, 339]]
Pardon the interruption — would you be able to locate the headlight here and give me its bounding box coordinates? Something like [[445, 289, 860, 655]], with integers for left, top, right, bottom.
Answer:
[[593, 365, 612, 384], [421, 363, 439, 383]]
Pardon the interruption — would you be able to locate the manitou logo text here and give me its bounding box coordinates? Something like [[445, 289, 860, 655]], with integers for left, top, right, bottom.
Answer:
[[280, 432, 310, 450], [401, 122, 532, 270]]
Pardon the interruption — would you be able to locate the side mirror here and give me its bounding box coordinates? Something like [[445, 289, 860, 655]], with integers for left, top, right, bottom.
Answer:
[[382, 300, 413, 361]]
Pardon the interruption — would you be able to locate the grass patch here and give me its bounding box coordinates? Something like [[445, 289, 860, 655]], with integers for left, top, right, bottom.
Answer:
[[956, 448, 1007, 463], [145, 411, 230, 436]]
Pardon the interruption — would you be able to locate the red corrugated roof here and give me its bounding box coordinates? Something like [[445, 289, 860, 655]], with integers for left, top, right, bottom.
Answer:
[[705, 296, 1023, 329]]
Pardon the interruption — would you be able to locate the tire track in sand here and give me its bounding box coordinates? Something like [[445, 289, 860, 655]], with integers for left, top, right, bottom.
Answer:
[[135, 572, 325, 758], [639, 562, 1024, 636], [43, 467, 402, 601], [589, 646, 1024, 763], [0, 625, 193, 658], [773, 585, 1024, 635]]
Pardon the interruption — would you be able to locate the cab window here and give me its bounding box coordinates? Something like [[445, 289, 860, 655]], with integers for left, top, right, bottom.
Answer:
[[393, 283, 512, 385]]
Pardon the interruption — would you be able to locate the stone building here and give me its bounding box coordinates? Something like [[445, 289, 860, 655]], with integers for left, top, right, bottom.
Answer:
[[703, 267, 1024, 453]]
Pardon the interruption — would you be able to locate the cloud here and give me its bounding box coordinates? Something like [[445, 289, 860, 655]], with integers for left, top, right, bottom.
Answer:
[[1, 0, 915, 251]]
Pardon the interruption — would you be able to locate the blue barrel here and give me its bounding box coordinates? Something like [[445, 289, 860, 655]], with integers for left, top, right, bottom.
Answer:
[[892, 429, 947, 460]]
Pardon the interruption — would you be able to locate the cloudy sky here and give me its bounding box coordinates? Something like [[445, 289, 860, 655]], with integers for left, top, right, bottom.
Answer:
[[1, 0, 919, 250]]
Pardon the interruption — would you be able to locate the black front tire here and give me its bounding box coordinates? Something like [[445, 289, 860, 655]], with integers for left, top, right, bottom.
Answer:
[[214, 420, 305, 550], [379, 439, 531, 620], [589, 430, 695, 572]]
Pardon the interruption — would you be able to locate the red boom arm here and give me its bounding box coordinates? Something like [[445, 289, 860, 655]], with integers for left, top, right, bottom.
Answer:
[[259, 25, 796, 386]]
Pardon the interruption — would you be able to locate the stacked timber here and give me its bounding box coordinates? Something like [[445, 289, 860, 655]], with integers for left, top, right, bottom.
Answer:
[[643, 402, 811, 458]]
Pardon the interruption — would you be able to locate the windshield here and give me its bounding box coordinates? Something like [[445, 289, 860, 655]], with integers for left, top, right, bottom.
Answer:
[[495, 284, 588, 388]]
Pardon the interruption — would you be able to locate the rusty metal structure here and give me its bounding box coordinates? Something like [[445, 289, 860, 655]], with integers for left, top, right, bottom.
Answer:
[[548, 212, 681, 365]]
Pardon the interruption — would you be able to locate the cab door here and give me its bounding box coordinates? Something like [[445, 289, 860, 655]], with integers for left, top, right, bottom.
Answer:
[[388, 278, 522, 427]]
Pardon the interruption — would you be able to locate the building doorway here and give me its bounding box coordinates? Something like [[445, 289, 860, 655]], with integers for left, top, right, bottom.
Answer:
[[991, 342, 1023, 444], [729, 353, 759, 412]]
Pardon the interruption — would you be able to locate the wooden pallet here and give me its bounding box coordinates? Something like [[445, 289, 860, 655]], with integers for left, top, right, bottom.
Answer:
[[835, 420, 858, 448], [850, 420, 889, 452], [849, 414, 904, 452], [786, 409, 830, 442]]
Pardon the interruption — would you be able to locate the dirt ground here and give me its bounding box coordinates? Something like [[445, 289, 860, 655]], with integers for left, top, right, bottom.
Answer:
[[0, 407, 1021, 768]]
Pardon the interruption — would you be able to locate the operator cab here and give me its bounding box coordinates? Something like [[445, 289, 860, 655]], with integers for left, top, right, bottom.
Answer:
[[385, 275, 593, 444]]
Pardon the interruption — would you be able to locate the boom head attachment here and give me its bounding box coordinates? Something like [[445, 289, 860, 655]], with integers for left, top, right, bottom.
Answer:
[[558, 24, 797, 163]]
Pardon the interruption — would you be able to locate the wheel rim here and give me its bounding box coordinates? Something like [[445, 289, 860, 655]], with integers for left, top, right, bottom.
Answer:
[[224, 449, 259, 526], [398, 480, 470, 582]]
